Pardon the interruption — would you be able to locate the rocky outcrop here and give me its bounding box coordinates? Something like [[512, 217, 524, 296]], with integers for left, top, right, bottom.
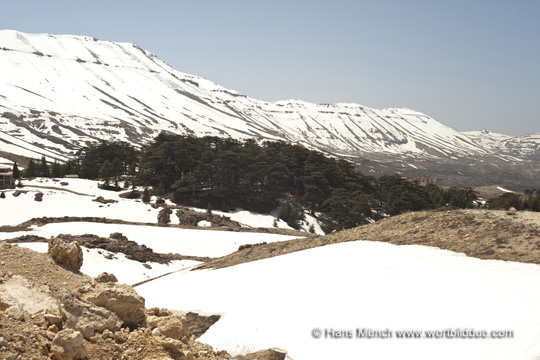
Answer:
[[34, 192, 43, 201], [94, 272, 118, 283], [176, 207, 241, 228], [146, 307, 221, 339], [158, 206, 173, 224], [60, 289, 122, 339], [182, 311, 221, 338], [56, 233, 212, 264], [92, 196, 118, 204], [1, 241, 279, 359], [48, 237, 83, 271], [50, 329, 88, 360], [236, 349, 287, 360], [146, 314, 183, 340], [84, 283, 146, 329], [0, 276, 60, 317]]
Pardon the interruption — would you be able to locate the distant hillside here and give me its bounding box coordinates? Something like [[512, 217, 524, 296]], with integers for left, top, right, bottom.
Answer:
[[0, 30, 539, 188]]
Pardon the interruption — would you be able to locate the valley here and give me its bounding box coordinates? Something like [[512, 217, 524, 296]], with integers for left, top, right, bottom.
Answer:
[[0, 30, 539, 190], [1, 29, 540, 360], [1, 178, 540, 359]]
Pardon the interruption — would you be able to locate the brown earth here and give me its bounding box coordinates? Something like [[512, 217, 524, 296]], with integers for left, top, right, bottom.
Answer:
[[4, 216, 311, 237], [199, 209, 540, 270], [0, 242, 288, 360]]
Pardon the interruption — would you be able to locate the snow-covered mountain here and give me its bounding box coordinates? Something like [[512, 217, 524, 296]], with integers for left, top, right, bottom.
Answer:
[[0, 30, 538, 188]]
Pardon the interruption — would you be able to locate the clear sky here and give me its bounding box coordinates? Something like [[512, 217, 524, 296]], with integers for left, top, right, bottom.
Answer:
[[2, 0, 539, 136]]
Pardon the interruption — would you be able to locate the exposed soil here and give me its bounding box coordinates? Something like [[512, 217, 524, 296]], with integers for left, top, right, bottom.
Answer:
[[0, 242, 288, 359], [199, 209, 540, 270], [11, 216, 311, 237]]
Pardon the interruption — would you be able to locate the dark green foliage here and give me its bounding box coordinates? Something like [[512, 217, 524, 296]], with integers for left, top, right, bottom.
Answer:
[[0, 192, 5, 199], [142, 188, 151, 203], [38, 156, 50, 177], [77, 141, 138, 180], [524, 194, 540, 212], [50, 161, 62, 178], [279, 199, 304, 229], [321, 189, 374, 232], [375, 175, 432, 216], [488, 193, 523, 210], [23, 159, 38, 178], [71, 134, 484, 231], [488, 192, 540, 212], [425, 184, 477, 209], [12, 162, 20, 179]]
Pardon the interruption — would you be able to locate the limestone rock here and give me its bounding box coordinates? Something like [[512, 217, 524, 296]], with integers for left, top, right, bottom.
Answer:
[[60, 290, 122, 339], [182, 312, 221, 338], [50, 329, 88, 360], [6, 305, 25, 321], [84, 283, 146, 328], [0, 275, 60, 317], [147, 315, 183, 340], [94, 272, 118, 283], [48, 237, 83, 271], [238, 349, 287, 360]]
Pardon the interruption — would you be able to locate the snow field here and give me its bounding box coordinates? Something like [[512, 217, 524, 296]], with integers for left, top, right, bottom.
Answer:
[[137, 241, 540, 360], [19, 222, 300, 258], [17, 242, 198, 285]]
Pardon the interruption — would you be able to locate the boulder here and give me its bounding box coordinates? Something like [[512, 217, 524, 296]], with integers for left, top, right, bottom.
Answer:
[[182, 312, 221, 338], [50, 329, 88, 360], [60, 290, 122, 339], [239, 349, 287, 360], [146, 315, 183, 340], [158, 206, 172, 224], [48, 237, 83, 271], [94, 272, 118, 283], [84, 283, 146, 328]]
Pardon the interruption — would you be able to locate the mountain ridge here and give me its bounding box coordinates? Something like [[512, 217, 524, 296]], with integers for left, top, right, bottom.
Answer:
[[1, 30, 539, 188]]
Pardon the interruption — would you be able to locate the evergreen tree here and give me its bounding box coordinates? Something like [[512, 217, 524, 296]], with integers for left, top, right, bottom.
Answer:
[[23, 159, 38, 178], [488, 193, 523, 210], [142, 188, 151, 203], [38, 156, 50, 177], [51, 161, 62, 178], [12, 162, 20, 180], [99, 160, 112, 186]]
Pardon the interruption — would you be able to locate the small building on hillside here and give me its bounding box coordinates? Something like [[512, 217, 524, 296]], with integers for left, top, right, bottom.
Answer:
[[0, 167, 14, 189]]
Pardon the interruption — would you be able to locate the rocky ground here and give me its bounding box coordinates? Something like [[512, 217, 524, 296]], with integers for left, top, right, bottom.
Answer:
[[0, 241, 287, 360], [3, 208, 540, 359], [0, 215, 309, 238], [199, 209, 540, 270]]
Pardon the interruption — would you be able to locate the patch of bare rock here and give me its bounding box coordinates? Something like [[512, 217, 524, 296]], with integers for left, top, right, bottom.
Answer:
[[8, 232, 213, 264], [0, 241, 289, 360]]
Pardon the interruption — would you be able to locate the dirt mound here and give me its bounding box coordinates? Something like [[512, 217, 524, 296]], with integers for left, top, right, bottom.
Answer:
[[199, 209, 540, 270], [0, 242, 289, 359]]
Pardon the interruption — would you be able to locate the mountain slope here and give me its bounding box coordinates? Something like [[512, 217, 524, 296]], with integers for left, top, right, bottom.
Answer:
[[0, 30, 538, 187]]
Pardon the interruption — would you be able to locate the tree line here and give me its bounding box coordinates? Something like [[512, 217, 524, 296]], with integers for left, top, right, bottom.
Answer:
[[20, 135, 481, 232], [487, 192, 540, 212]]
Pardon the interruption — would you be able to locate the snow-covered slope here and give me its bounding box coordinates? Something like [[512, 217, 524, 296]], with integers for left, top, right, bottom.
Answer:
[[137, 240, 540, 360], [1, 30, 539, 187], [0, 30, 524, 159]]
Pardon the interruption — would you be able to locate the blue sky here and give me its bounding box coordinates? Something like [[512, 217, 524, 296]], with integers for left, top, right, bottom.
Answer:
[[2, 0, 539, 135]]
